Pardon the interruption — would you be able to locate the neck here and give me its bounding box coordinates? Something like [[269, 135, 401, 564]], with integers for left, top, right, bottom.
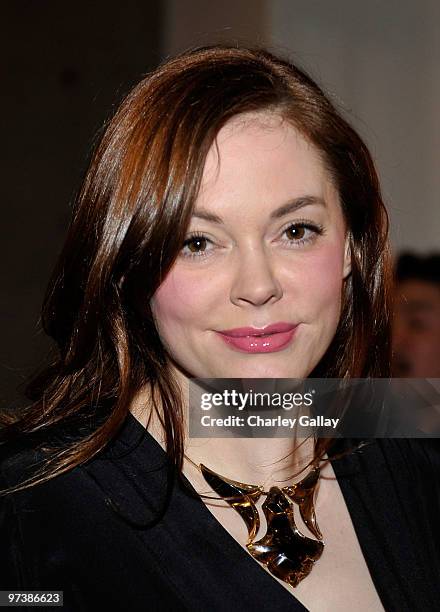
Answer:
[[129, 367, 317, 487]]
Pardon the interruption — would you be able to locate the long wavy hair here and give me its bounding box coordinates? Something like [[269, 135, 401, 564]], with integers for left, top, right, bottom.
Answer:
[[0, 44, 393, 501]]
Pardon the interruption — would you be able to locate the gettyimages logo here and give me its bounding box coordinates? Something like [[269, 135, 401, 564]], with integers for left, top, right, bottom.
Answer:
[[199, 388, 314, 411]]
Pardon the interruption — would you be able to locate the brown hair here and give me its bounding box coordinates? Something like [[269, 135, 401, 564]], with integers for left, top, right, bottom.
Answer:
[[0, 44, 393, 502]]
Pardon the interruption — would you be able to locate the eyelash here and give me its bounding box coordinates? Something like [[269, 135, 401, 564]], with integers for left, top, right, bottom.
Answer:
[[180, 220, 325, 260]]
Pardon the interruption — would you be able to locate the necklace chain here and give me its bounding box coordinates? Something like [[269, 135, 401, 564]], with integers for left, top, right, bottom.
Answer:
[[183, 452, 318, 495]]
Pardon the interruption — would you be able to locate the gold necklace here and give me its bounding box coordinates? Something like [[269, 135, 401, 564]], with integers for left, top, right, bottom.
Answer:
[[185, 455, 324, 588]]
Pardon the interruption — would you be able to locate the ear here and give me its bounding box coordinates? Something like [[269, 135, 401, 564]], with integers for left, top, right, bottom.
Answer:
[[343, 234, 352, 280]]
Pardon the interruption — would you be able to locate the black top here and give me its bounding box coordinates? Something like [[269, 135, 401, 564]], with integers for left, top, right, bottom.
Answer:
[[1, 412, 439, 612]]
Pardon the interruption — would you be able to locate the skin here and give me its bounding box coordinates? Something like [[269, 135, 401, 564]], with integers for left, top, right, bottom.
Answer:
[[150, 112, 351, 381], [392, 279, 440, 377]]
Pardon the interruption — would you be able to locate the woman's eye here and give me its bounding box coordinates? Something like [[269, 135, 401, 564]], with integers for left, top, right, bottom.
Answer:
[[285, 225, 307, 241], [185, 236, 207, 253], [282, 222, 324, 246], [181, 234, 213, 258]]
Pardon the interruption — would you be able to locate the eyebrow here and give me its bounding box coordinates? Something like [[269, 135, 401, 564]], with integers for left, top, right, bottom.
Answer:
[[191, 195, 326, 224]]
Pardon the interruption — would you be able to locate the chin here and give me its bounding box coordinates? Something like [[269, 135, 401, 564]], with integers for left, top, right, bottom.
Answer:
[[216, 362, 309, 379]]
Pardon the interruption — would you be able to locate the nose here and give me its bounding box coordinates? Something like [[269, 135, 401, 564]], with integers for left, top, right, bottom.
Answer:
[[229, 247, 283, 307]]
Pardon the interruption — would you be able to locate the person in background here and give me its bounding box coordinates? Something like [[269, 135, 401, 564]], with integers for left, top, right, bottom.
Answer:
[[392, 252, 440, 377]]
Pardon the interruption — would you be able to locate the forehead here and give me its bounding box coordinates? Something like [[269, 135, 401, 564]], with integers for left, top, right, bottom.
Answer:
[[197, 111, 337, 217]]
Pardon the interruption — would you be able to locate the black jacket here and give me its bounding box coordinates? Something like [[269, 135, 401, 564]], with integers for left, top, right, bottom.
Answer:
[[1, 412, 439, 611]]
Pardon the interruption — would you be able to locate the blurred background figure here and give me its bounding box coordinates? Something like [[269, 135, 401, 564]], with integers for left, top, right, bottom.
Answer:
[[392, 252, 440, 377]]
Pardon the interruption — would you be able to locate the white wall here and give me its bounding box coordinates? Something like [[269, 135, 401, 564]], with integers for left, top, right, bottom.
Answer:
[[269, 0, 439, 253], [163, 0, 439, 253]]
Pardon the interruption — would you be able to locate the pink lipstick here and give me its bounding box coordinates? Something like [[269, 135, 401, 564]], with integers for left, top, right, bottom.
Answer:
[[216, 322, 298, 354]]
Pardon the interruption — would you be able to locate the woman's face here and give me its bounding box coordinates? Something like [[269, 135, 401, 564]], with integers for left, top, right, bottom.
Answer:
[[150, 113, 351, 379]]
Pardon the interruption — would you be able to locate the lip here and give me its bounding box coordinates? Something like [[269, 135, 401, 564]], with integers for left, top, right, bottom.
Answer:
[[216, 322, 299, 354]]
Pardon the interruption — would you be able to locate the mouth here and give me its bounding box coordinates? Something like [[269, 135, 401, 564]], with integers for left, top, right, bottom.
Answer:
[[216, 322, 299, 354]]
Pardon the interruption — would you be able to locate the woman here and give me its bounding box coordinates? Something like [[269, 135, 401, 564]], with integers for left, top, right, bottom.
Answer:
[[0, 45, 438, 612]]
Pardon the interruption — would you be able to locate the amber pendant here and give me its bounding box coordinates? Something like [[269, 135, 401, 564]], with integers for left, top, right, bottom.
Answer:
[[200, 464, 324, 588]]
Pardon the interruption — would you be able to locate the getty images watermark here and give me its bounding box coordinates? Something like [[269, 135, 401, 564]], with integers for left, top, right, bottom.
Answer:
[[198, 387, 339, 430], [188, 378, 440, 438]]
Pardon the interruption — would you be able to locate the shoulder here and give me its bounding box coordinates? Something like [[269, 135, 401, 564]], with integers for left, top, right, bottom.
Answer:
[[0, 428, 163, 530], [1, 437, 46, 489], [374, 438, 440, 503], [0, 439, 108, 536], [332, 438, 440, 516], [330, 437, 440, 470], [368, 438, 440, 475], [329, 437, 440, 493], [0, 437, 184, 607]]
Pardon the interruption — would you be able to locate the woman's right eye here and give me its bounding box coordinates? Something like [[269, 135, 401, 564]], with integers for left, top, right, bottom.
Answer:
[[181, 234, 214, 259]]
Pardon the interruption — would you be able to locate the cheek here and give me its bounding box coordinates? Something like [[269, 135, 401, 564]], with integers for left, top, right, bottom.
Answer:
[[284, 244, 345, 316], [150, 268, 213, 333]]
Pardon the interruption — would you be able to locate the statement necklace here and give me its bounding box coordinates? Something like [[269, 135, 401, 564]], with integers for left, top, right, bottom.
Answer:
[[186, 456, 324, 588]]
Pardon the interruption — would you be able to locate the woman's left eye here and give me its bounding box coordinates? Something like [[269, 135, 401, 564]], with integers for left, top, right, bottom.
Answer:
[[281, 221, 324, 246], [180, 234, 215, 259]]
